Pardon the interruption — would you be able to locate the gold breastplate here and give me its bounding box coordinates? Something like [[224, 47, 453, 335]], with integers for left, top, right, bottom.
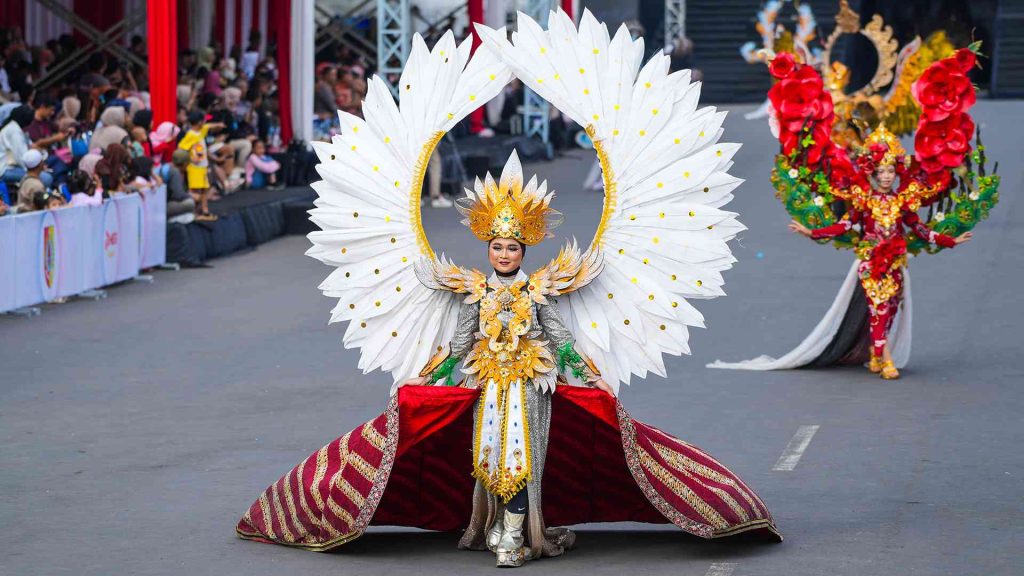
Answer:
[[463, 280, 554, 393]]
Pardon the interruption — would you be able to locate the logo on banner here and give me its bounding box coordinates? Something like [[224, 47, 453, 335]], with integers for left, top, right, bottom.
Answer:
[[102, 201, 120, 284], [39, 210, 59, 301]]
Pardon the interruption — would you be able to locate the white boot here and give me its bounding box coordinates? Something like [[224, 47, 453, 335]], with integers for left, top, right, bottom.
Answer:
[[486, 508, 505, 552], [495, 509, 530, 568]]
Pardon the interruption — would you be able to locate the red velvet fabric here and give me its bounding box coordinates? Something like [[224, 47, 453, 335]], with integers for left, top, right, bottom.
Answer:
[[269, 0, 292, 143], [238, 385, 780, 549]]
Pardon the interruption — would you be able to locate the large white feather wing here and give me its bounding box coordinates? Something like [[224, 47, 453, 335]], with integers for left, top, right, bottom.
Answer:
[[307, 31, 512, 389], [479, 10, 745, 390]]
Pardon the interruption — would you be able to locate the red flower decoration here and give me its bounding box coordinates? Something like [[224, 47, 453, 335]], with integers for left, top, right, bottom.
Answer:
[[767, 60, 836, 166], [769, 52, 797, 79], [912, 51, 976, 122], [915, 112, 975, 172], [824, 145, 862, 190], [869, 236, 908, 279]]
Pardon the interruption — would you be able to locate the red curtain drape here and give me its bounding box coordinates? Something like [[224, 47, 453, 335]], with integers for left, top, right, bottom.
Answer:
[[0, 0, 25, 30], [467, 0, 484, 134], [234, 0, 243, 49], [148, 0, 178, 127], [561, 0, 574, 20], [269, 0, 292, 143], [214, 0, 226, 47]]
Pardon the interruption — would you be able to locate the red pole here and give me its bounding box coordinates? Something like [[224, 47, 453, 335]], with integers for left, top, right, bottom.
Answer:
[[467, 0, 484, 134], [148, 0, 178, 127]]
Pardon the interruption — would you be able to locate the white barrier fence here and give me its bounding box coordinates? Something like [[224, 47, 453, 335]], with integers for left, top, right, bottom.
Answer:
[[1, 187, 167, 313]]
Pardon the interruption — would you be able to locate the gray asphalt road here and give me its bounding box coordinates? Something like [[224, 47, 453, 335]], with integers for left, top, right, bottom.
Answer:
[[2, 101, 1022, 576]]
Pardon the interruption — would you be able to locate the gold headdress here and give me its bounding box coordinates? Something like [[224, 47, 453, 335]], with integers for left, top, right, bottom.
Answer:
[[863, 122, 906, 166], [456, 151, 561, 245]]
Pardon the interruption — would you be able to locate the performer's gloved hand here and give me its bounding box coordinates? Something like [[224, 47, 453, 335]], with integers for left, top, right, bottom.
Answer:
[[592, 378, 615, 397]]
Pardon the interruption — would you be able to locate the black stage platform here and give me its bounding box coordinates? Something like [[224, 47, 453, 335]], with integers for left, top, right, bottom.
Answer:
[[163, 133, 548, 266], [165, 187, 316, 266]]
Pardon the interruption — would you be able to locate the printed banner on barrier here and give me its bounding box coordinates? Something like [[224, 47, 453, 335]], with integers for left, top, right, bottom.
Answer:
[[1, 187, 166, 313]]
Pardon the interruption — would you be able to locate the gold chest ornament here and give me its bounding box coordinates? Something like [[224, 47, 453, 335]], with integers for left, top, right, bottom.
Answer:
[[463, 280, 554, 398]]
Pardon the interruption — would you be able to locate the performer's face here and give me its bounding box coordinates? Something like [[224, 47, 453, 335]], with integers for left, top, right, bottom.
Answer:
[[875, 164, 896, 190], [489, 238, 523, 274]]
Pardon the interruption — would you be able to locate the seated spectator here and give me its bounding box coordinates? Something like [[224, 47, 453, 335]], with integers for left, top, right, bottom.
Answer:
[[88, 106, 129, 152], [55, 96, 81, 132], [1, 105, 54, 188], [128, 126, 149, 158], [131, 109, 153, 156], [95, 143, 131, 194], [127, 156, 160, 191], [166, 149, 196, 222], [15, 149, 48, 212], [67, 168, 103, 207], [245, 139, 281, 189], [31, 188, 66, 212], [149, 121, 180, 164]]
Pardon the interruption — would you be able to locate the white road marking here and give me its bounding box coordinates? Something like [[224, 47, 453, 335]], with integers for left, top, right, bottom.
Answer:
[[773, 425, 820, 471], [705, 563, 737, 576]]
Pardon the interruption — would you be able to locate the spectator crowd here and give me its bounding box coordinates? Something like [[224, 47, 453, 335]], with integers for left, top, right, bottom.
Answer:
[[0, 25, 323, 222]]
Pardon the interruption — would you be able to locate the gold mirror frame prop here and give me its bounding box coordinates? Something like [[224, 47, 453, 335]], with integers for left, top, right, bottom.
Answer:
[[820, 0, 898, 99]]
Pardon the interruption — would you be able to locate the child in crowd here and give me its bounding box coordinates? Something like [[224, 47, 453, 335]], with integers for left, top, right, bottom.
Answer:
[[16, 149, 48, 212], [150, 121, 181, 165], [32, 189, 66, 211], [177, 110, 224, 220], [67, 169, 103, 207], [128, 126, 149, 158], [127, 156, 161, 191], [244, 140, 281, 189]]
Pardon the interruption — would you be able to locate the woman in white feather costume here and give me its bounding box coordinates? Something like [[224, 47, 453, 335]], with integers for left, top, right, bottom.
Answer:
[[236, 10, 780, 567]]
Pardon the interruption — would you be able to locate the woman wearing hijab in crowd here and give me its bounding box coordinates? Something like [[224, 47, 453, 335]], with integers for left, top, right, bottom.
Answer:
[[94, 143, 130, 193], [56, 96, 81, 132], [89, 106, 129, 153], [77, 152, 102, 178], [150, 121, 180, 165]]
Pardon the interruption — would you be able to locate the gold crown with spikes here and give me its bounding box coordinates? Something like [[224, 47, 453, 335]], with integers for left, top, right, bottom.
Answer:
[[863, 122, 906, 166], [455, 151, 561, 246]]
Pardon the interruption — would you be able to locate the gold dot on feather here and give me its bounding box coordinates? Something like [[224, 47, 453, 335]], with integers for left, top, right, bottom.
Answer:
[[704, 187, 710, 192], [583, 89, 590, 95], [624, 319, 631, 325], [360, 322, 366, 328], [631, 277, 638, 284], [689, 211, 695, 217], [716, 150, 722, 157], [699, 131, 705, 137], [396, 286, 402, 292], [554, 74, 561, 80], [639, 130, 646, 136], [648, 294, 654, 300], [629, 214, 636, 221], [613, 129, 620, 136], [674, 138, 680, 144], [341, 247, 347, 253], [607, 293, 614, 299], [644, 82, 651, 88], [391, 331, 398, 337], [579, 68, 585, 74], [659, 212, 665, 218], [697, 280, 703, 287], [390, 237, 396, 243], [618, 248, 625, 255], [652, 109, 659, 115], [349, 304, 355, 309], [657, 182, 664, 188], [401, 256, 408, 263], [373, 166, 379, 172], [375, 301, 381, 307], [671, 301, 679, 308], [351, 145, 357, 151], [374, 268, 380, 274], [613, 104, 620, 110], [643, 258, 649, 264], [394, 181, 400, 187], [469, 95, 476, 101], [353, 212, 359, 218], [653, 237, 659, 244], [593, 48, 599, 54], [591, 321, 598, 328], [659, 324, 666, 331], [384, 137, 391, 143], [352, 126, 359, 133], [593, 115, 599, 121], [671, 274, 677, 281], [684, 171, 691, 178], [330, 154, 336, 160]]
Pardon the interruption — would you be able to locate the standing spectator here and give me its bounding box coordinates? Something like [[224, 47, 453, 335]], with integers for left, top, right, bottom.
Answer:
[[178, 110, 222, 220], [16, 149, 48, 212], [88, 106, 129, 153], [220, 86, 254, 167], [244, 140, 281, 189], [67, 169, 103, 207], [166, 149, 196, 222]]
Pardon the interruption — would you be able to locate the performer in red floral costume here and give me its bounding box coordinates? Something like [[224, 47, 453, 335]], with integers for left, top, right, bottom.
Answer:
[[711, 46, 1000, 379], [237, 11, 780, 570]]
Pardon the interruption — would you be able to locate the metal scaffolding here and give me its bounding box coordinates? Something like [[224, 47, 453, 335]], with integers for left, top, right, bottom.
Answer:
[[521, 0, 553, 154], [664, 0, 687, 48], [376, 0, 411, 98]]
